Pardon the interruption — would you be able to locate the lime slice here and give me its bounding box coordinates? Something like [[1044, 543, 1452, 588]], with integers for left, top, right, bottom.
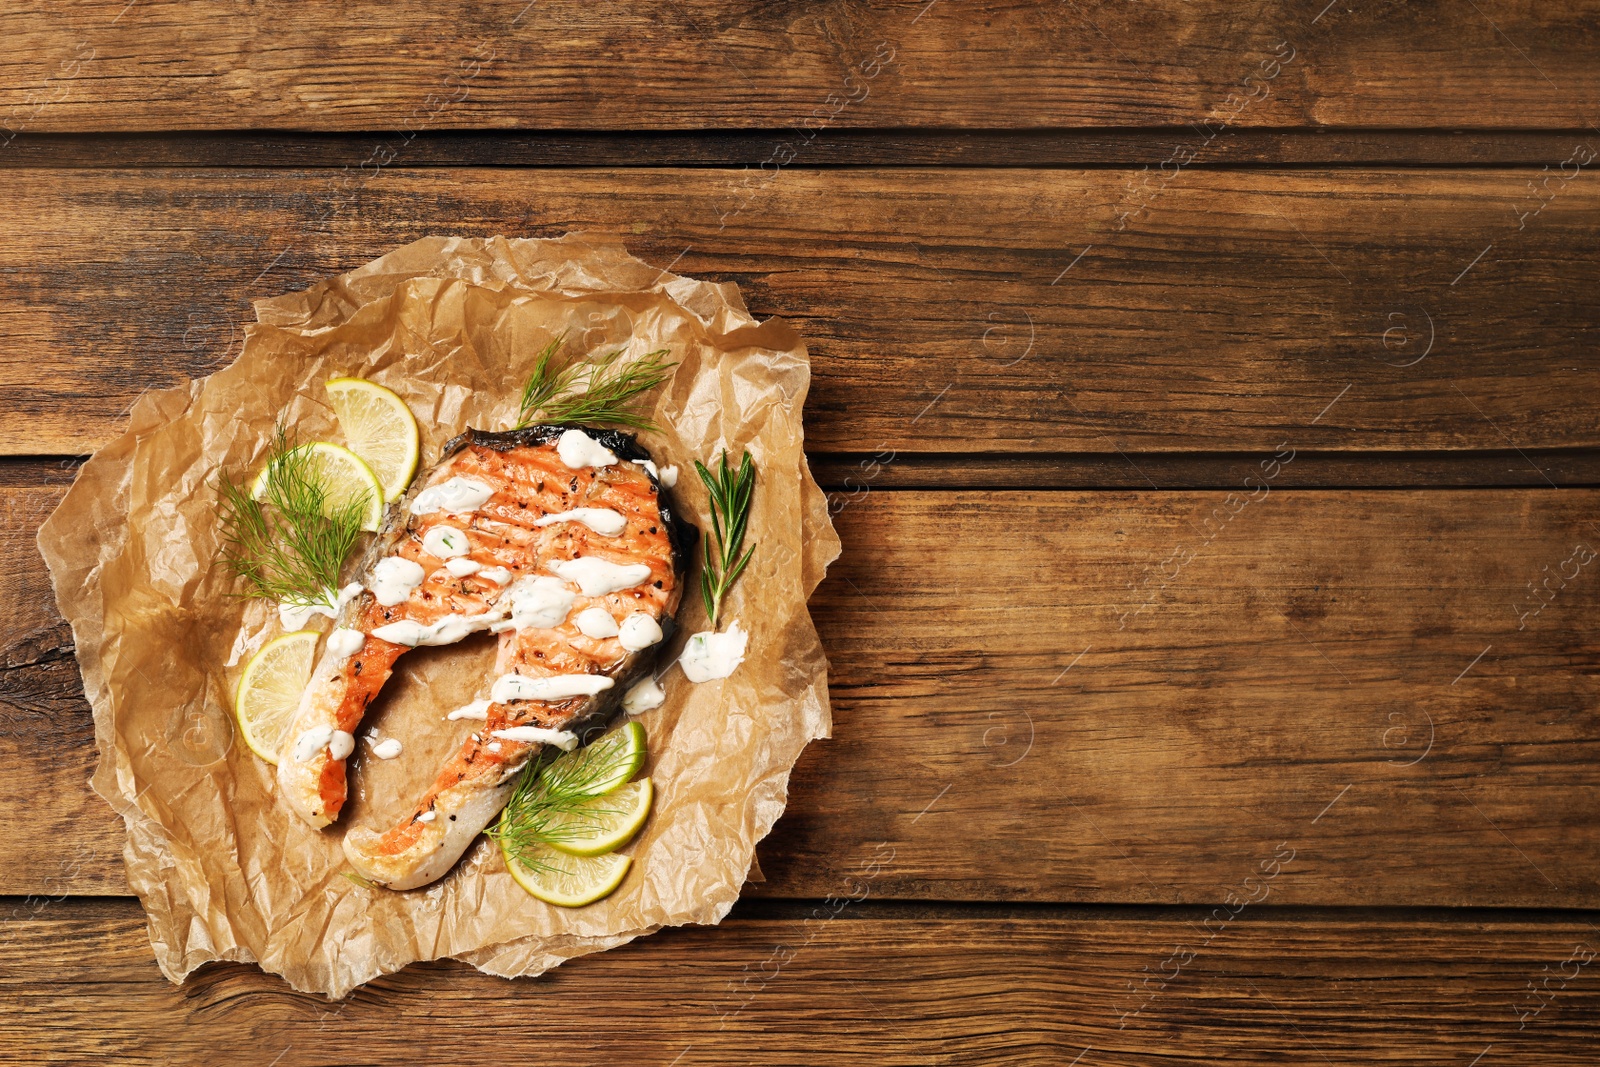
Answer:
[[542, 778, 654, 857], [251, 441, 385, 532], [234, 630, 319, 765], [566, 720, 648, 797], [324, 378, 420, 502], [502, 838, 632, 907]]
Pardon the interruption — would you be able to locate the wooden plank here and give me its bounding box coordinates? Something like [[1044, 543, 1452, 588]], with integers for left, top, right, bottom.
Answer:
[[7, 130, 1600, 169], [1, 901, 1598, 1064], [3, 2, 1598, 132], [3, 167, 1600, 457], [7, 485, 1600, 906]]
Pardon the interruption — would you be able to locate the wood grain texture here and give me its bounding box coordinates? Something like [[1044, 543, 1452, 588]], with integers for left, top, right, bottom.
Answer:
[[8, 485, 1599, 906], [2, 167, 1599, 456], [1, 900, 1598, 1065], [2, 1, 1599, 132]]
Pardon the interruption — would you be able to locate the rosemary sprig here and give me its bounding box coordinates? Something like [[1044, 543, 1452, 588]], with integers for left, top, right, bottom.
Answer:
[[217, 426, 366, 608], [517, 336, 676, 431], [490, 737, 643, 869], [694, 449, 756, 628]]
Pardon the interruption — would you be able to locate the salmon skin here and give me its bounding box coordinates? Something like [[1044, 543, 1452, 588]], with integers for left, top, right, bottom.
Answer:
[[275, 424, 693, 890]]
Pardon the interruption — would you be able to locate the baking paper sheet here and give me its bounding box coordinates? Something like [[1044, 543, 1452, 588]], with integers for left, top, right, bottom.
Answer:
[[38, 234, 839, 997]]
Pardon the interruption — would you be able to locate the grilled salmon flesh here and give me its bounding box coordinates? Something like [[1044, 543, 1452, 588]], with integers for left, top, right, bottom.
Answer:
[[275, 425, 691, 890]]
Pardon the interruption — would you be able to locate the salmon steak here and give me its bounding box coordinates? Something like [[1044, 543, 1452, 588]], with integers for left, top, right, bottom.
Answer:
[[275, 425, 693, 890]]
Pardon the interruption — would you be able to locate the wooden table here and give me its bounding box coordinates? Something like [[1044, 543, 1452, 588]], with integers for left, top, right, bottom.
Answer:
[[4, 2, 1600, 1063]]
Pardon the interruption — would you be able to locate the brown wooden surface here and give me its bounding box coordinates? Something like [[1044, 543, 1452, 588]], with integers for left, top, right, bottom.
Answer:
[[3, 900, 1599, 1066], [4, 1, 1600, 1061], [8, 484, 1599, 908], [3, 167, 1600, 457], [3, 1, 1599, 131]]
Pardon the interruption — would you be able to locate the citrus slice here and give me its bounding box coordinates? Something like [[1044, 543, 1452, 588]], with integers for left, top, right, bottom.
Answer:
[[324, 378, 420, 502], [542, 777, 654, 857], [251, 441, 385, 532], [565, 720, 648, 797], [502, 839, 632, 907], [234, 630, 319, 765]]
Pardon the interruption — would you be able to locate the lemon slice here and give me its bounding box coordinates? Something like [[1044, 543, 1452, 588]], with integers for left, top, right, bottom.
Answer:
[[542, 778, 654, 857], [568, 720, 648, 797], [234, 630, 319, 765], [502, 838, 632, 907], [325, 378, 420, 502], [251, 441, 385, 532]]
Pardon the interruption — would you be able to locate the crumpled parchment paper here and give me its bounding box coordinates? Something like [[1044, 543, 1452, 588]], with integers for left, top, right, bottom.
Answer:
[[38, 234, 840, 998]]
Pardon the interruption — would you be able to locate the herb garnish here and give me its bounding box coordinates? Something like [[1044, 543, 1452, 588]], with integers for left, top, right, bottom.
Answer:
[[491, 734, 643, 870], [694, 449, 756, 627], [217, 426, 366, 610], [517, 334, 676, 431]]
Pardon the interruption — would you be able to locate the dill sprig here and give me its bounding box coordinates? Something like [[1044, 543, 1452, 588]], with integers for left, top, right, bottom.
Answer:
[[517, 335, 676, 431], [694, 449, 756, 627], [490, 733, 644, 870], [217, 426, 366, 608]]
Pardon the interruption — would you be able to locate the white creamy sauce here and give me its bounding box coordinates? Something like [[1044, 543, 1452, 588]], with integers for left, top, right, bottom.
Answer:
[[679, 621, 749, 682], [547, 556, 652, 597], [444, 557, 482, 577], [490, 725, 581, 750], [327, 730, 356, 761], [532, 507, 628, 536], [410, 476, 494, 516], [486, 741, 502, 753], [371, 555, 426, 606], [371, 612, 499, 647], [370, 737, 403, 760], [622, 676, 666, 714], [480, 566, 513, 585], [278, 582, 363, 631], [446, 699, 492, 721], [631, 459, 677, 488], [490, 672, 614, 704], [422, 525, 470, 559], [618, 612, 664, 652], [417, 811, 437, 824], [557, 428, 617, 469], [574, 606, 620, 639], [326, 628, 366, 659], [507, 575, 576, 630], [278, 601, 322, 631], [291, 727, 334, 763]]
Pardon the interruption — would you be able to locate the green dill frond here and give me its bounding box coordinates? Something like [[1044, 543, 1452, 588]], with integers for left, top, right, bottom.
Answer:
[[216, 425, 366, 606], [517, 333, 583, 426], [490, 737, 645, 865], [517, 337, 676, 431]]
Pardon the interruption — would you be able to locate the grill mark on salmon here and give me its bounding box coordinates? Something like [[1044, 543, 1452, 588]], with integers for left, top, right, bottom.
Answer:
[[275, 425, 692, 890]]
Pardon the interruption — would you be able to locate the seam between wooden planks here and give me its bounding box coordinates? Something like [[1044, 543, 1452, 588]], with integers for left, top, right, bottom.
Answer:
[[10, 895, 1600, 924], [7, 452, 1600, 491], [1, 129, 1597, 169]]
